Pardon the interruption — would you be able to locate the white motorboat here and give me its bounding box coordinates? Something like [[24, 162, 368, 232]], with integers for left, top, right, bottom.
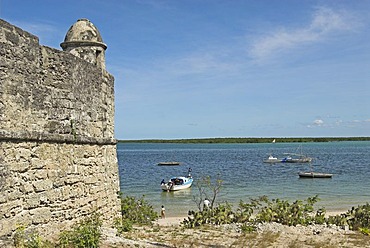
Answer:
[[160, 168, 193, 191]]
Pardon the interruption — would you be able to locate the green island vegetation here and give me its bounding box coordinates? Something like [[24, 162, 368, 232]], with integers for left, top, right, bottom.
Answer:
[[118, 136, 370, 144], [13, 179, 370, 247]]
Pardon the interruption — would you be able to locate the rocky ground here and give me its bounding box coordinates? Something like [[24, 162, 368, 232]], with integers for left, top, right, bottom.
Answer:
[[101, 219, 370, 248], [1, 218, 369, 247]]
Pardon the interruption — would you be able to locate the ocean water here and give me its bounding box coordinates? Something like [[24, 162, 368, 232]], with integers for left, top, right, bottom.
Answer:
[[117, 141, 370, 217]]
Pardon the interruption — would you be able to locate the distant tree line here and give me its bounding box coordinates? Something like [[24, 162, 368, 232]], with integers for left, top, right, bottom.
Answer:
[[118, 137, 370, 144]]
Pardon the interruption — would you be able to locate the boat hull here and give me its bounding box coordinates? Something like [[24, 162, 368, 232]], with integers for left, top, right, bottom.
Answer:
[[158, 162, 181, 166], [263, 155, 313, 164], [282, 157, 313, 163], [298, 172, 333, 178], [161, 177, 193, 191], [263, 159, 281, 163]]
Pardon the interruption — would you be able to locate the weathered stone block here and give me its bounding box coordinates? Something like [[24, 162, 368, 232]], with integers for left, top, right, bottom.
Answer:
[[9, 161, 30, 173], [17, 147, 33, 161], [85, 175, 98, 185], [33, 179, 53, 192], [34, 169, 48, 180], [65, 175, 81, 185], [46, 188, 61, 203], [7, 188, 23, 201], [0, 194, 6, 204], [52, 177, 66, 188], [25, 193, 40, 209], [20, 182, 34, 194], [1, 199, 23, 218], [30, 207, 51, 224], [60, 185, 72, 201]]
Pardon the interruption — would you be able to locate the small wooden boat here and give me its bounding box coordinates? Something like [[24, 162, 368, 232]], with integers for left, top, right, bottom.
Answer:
[[158, 162, 181, 166], [161, 168, 193, 191], [298, 172, 333, 178]]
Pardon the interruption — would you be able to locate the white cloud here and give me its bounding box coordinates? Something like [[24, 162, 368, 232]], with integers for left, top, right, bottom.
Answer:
[[335, 120, 343, 126], [307, 118, 370, 129], [12, 21, 57, 36], [249, 7, 356, 62], [313, 119, 324, 126]]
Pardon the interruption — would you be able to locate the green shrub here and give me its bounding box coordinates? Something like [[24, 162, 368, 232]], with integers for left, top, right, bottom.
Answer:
[[183, 195, 329, 230], [254, 195, 320, 226], [120, 194, 158, 225], [13, 225, 53, 248], [313, 208, 327, 225], [349, 203, 370, 230], [115, 193, 158, 233], [114, 218, 133, 233], [59, 212, 102, 248], [360, 227, 370, 236], [182, 203, 235, 228], [327, 203, 370, 231], [240, 223, 256, 233], [236, 196, 268, 223]]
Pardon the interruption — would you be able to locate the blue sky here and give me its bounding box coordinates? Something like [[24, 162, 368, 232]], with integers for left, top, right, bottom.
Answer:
[[1, 0, 370, 140]]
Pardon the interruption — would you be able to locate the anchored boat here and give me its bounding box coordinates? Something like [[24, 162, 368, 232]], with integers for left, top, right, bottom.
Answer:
[[160, 168, 193, 191], [281, 155, 313, 163], [158, 162, 181, 166], [283, 145, 313, 163], [298, 172, 333, 178], [263, 144, 313, 164], [263, 155, 281, 163]]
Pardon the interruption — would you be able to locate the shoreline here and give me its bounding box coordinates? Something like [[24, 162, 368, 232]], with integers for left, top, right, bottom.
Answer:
[[118, 137, 370, 143], [156, 209, 349, 227]]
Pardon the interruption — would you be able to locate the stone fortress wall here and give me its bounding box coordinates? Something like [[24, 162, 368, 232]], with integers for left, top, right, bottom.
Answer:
[[0, 18, 121, 239]]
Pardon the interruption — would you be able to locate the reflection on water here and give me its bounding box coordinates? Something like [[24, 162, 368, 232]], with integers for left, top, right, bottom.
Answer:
[[160, 188, 193, 198]]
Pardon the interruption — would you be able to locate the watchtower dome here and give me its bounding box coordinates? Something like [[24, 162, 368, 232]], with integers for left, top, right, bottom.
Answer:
[[60, 19, 107, 70]]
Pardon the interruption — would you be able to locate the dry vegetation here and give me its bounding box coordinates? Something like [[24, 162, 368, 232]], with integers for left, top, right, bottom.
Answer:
[[102, 223, 370, 248]]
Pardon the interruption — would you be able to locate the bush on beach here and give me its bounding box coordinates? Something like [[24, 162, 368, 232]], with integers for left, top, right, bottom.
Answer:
[[114, 193, 158, 233], [327, 203, 370, 231], [13, 212, 103, 248], [58, 212, 103, 248], [183, 195, 370, 234], [183, 195, 323, 229]]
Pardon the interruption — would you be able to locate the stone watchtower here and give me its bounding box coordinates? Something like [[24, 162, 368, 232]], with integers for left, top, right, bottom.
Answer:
[[60, 18, 107, 70], [0, 18, 120, 241]]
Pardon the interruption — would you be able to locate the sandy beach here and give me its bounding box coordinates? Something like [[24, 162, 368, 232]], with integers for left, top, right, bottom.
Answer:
[[156, 216, 186, 226]]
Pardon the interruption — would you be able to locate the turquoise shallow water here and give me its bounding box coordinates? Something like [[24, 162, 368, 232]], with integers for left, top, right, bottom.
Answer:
[[117, 141, 370, 217]]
